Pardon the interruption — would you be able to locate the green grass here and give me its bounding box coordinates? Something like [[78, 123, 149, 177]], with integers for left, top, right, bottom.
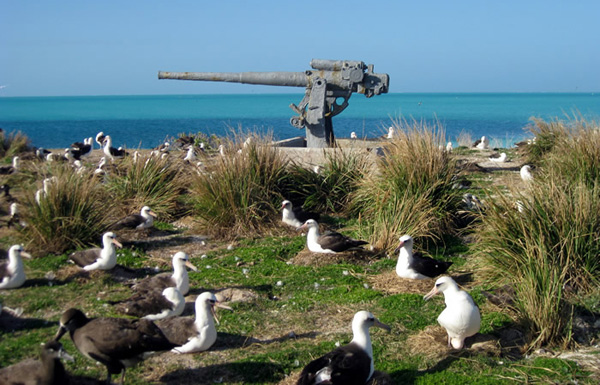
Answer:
[[1, 124, 598, 384]]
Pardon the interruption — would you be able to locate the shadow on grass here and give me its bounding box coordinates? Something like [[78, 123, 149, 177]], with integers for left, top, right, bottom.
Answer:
[[0, 312, 51, 331], [389, 355, 460, 384], [159, 361, 283, 384]]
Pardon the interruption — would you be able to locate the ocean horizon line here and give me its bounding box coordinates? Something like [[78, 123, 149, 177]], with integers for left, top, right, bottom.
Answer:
[[0, 91, 597, 99]]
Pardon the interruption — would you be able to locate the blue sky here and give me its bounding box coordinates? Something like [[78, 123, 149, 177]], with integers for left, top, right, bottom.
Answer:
[[1, 0, 599, 97]]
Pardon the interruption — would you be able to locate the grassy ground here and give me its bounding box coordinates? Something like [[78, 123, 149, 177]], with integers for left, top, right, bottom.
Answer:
[[0, 142, 598, 384]]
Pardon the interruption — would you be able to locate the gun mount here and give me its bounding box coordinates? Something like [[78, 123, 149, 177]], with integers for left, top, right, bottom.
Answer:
[[158, 59, 389, 148]]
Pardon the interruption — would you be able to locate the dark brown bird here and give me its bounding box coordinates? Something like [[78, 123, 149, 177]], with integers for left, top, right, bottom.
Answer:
[[0, 340, 73, 385], [54, 308, 175, 385]]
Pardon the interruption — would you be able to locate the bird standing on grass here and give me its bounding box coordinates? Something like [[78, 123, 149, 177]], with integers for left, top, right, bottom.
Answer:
[[54, 308, 175, 385], [297, 310, 390, 385], [424, 276, 481, 349], [299, 219, 368, 253]]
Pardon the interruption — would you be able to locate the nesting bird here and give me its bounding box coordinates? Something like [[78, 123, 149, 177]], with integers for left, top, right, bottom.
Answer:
[[68, 232, 122, 271], [424, 276, 481, 349], [489, 152, 507, 162], [297, 310, 390, 385], [131, 251, 197, 295], [0, 156, 19, 174], [394, 235, 452, 280], [474, 136, 489, 150], [157, 292, 233, 354], [109, 206, 157, 231], [281, 200, 320, 229], [299, 219, 368, 253], [113, 287, 185, 321], [54, 308, 175, 385], [0, 244, 32, 289], [0, 340, 73, 385]]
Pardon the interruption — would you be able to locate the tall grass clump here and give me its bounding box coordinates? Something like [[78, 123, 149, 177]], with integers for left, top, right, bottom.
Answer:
[[352, 119, 460, 251], [190, 134, 289, 238], [475, 179, 600, 348], [18, 165, 113, 255], [521, 117, 570, 164], [104, 155, 183, 220], [284, 148, 369, 214], [540, 118, 600, 187], [0, 130, 31, 159]]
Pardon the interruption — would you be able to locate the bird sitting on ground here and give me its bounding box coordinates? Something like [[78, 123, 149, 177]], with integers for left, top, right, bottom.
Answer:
[[54, 308, 175, 385], [394, 235, 452, 279], [296, 310, 391, 385], [113, 287, 185, 321], [0, 156, 19, 175], [157, 292, 233, 354], [281, 200, 320, 229], [0, 340, 74, 385], [131, 251, 197, 295], [489, 152, 507, 162], [109, 206, 157, 231], [424, 276, 481, 349], [0, 244, 32, 289], [473, 136, 489, 150], [299, 219, 368, 253], [68, 232, 122, 271]]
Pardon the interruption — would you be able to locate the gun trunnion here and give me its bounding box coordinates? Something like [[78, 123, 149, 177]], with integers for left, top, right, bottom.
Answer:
[[158, 59, 389, 148]]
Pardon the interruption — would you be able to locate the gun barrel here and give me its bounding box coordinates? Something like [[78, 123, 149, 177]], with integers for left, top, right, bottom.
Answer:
[[158, 71, 308, 88]]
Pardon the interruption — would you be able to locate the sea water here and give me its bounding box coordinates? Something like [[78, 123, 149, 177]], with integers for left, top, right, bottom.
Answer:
[[0, 93, 598, 149]]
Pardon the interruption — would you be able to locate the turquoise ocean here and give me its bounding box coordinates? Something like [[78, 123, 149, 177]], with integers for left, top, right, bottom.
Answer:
[[0, 93, 598, 149]]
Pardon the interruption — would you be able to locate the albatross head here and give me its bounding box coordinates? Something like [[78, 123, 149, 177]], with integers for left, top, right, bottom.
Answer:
[[394, 234, 414, 254], [424, 276, 458, 300], [102, 232, 123, 249], [172, 251, 198, 272], [299, 219, 319, 232], [196, 292, 233, 325]]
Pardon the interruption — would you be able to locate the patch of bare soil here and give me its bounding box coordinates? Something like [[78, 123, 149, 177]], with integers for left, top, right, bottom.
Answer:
[[289, 248, 382, 267], [368, 270, 477, 296]]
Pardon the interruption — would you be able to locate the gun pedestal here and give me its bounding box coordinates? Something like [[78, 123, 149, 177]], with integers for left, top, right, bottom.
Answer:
[[158, 59, 389, 148]]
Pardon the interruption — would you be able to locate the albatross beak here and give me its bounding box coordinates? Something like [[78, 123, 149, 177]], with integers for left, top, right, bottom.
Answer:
[[20, 251, 32, 259], [393, 241, 405, 254], [53, 325, 68, 342], [423, 286, 439, 301], [374, 318, 391, 332], [210, 301, 233, 325], [112, 239, 123, 249], [59, 348, 75, 362], [185, 261, 198, 272], [148, 210, 158, 218]]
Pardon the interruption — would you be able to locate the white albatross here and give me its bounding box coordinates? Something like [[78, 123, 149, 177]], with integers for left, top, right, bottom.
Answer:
[[424, 276, 481, 349], [395, 235, 452, 280], [520, 164, 534, 183], [68, 232, 123, 271], [296, 310, 390, 385], [157, 292, 233, 354], [131, 251, 198, 295], [489, 152, 507, 162], [0, 245, 32, 289], [299, 219, 368, 254]]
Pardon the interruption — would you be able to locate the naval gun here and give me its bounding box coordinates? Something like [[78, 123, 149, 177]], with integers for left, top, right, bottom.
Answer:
[[158, 59, 389, 148]]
